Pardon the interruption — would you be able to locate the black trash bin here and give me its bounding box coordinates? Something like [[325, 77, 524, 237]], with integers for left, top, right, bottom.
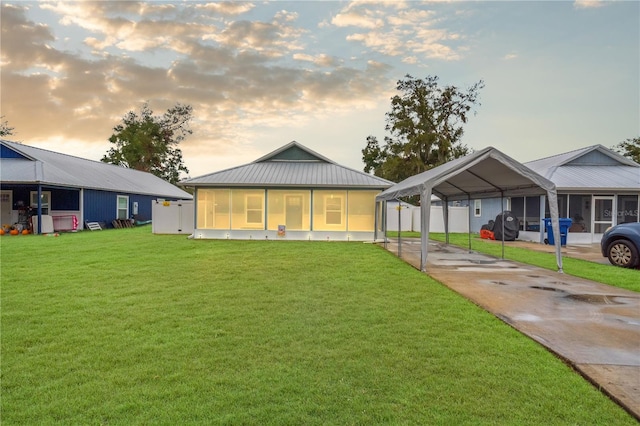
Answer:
[[544, 218, 572, 246]]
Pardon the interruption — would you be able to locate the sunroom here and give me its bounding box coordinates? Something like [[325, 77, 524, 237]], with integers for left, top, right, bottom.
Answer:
[[180, 142, 393, 241]]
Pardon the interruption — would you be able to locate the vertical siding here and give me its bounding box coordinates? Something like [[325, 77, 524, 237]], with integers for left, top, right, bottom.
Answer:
[[84, 190, 182, 226], [83, 189, 118, 225]]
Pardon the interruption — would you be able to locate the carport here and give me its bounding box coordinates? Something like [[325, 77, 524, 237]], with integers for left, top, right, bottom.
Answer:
[[376, 146, 564, 272]]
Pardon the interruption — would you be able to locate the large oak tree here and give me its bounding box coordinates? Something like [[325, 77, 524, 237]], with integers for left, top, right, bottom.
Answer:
[[362, 75, 484, 183], [102, 103, 192, 185]]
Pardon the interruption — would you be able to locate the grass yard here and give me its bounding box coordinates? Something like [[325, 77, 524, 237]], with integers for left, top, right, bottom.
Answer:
[[1, 227, 636, 424]]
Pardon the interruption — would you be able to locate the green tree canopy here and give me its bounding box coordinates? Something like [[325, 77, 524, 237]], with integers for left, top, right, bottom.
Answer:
[[362, 75, 484, 183], [102, 103, 192, 185], [612, 137, 640, 164]]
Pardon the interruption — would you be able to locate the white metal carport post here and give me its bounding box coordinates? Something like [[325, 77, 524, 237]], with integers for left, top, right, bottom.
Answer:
[[420, 186, 432, 272], [546, 189, 564, 273]]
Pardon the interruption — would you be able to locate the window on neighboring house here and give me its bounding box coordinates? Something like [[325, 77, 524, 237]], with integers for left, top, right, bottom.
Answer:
[[117, 195, 129, 220], [474, 199, 481, 217], [30, 191, 51, 215]]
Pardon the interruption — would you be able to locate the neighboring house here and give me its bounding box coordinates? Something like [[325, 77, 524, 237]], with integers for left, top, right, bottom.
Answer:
[[179, 141, 393, 241], [1, 140, 192, 233], [472, 144, 640, 244]]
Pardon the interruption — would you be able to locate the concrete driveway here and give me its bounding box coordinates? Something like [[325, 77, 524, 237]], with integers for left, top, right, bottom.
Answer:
[[384, 238, 640, 420]]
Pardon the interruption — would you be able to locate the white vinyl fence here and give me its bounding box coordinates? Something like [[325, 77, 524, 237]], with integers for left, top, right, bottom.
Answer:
[[386, 204, 469, 233]]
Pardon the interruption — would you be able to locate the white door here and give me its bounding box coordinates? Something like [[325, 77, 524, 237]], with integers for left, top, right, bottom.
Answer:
[[1, 190, 12, 225], [592, 196, 615, 235]]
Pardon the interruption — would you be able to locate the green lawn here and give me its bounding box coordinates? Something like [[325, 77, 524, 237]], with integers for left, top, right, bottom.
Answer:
[[1, 228, 635, 424]]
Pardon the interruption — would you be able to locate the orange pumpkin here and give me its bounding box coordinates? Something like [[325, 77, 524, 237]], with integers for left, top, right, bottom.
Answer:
[[22, 229, 30, 235], [10, 229, 19, 236], [0, 229, 5, 235]]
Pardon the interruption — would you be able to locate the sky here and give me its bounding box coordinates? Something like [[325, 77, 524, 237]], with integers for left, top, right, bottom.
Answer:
[[1, 0, 638, 180]]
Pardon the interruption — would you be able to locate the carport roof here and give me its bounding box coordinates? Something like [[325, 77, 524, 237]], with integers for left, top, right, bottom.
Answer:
[[376, 146, 557, 202]]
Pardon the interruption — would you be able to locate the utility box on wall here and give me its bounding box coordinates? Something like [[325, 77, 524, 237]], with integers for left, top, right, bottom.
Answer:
[[152, 199, 194, 234]]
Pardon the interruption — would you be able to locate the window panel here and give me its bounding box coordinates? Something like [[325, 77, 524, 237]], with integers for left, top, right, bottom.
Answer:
[[30, 191, 51, 215], [117, 195, 129, 220], [617, 195, 639, 223], [197, 189, 230, 229], [313, 190, 346, 231], [347, 191, 378, 232], [231, 189, 264, 229]]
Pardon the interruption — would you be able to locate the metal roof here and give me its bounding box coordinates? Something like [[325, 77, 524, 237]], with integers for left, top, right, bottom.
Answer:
[[524, 144, 640, 191], [180, 141, 394, 189], [1, 140, 192, 199]]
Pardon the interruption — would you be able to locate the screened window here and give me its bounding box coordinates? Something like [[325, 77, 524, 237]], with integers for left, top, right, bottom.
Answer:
[[117, 195, 129, 220], [511, 197, 524, 230], [568, 195, 590, 232], [197, 189, 230, 229], [313, 190, 346, 231], [524, 196, 541, 231], [617, 195, 639, 223], [347, 191, 378, 231], [231, 189, 264, 229]]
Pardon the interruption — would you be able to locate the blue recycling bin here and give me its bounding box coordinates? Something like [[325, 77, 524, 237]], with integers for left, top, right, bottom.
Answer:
[[543, 218, 572, 246]]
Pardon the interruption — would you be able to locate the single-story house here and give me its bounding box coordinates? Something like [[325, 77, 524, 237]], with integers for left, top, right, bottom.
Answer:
[[1, 139, 192, 233], [472, 145, 640, 244], [179, 141, 393, 241]]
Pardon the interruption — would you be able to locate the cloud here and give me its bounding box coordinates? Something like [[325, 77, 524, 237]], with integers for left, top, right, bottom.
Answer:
[[573, 0, 609, 9], [0, 2, 395, 173], [331, 2, 465, 62], [293, 53, 341, 67]]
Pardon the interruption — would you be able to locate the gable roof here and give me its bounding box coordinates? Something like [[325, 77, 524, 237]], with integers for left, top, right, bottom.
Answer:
[[180, 141, 394, 189], [0, 140, 192, 199], [376, 146, 557, 202], [524, 144, 640, 191]]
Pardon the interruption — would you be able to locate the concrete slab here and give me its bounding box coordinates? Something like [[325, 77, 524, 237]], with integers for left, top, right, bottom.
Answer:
[[383, 239, 640, 420]]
